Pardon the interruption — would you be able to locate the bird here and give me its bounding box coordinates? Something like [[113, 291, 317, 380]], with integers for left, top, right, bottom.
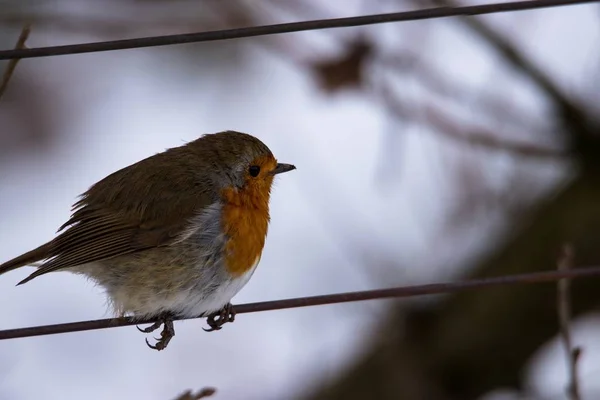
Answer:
[[0, 130, 296, 350]]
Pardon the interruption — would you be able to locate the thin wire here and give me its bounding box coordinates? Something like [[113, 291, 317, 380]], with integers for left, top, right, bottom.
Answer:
[[2, 265, 600, 341], [0, 0, 597, 60]]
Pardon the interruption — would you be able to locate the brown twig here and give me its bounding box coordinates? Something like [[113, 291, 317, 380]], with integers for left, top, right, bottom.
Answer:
[[557, 244, 582, 400], [383, 53, 546, 133], [0, 24, 31, 100], [380, 83, 566, 160], [173, 388, 216, 400], [423, 104, 565, 159], [428, 0, 597, 145]]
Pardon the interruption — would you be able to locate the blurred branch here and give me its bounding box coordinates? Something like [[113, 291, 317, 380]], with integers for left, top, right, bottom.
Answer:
[[0, 13, 140, 36], [0, 23, 31, 100], [311, 39, 373, 93], [557, 244, 582, 400], [305, 2, 600, 398], [423, 103, 565, 159], [383, 52, 547, 133], [380, 83, 566, 160], [172, 388, 216, 400], [306, 175, 600, 400], [0, 4, 263, 43], [427, 0, 600, 160]]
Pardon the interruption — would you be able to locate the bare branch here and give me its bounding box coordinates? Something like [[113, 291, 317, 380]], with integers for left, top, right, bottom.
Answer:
[[0, 24, 31, 101], [423, 104, 565, 159], [557, 244, 582, 400], [427, 0, 598, 150], [172, 388, 216, 400], [383, 53, 546, 133], [380, 84, 566, 160]]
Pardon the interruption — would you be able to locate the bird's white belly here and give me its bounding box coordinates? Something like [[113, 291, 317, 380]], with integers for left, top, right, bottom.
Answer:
[[142, 256, 260, 318]]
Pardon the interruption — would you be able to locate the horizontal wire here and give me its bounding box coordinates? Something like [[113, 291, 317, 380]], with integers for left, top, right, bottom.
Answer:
[[0, 0, 597, 60], [1, 265, 600, 341]]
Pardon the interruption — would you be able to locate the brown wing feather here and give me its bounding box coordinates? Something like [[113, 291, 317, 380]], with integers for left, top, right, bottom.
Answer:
[[16, 145, 218, 285]]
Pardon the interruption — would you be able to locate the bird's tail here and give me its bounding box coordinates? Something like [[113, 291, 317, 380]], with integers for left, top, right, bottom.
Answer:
[[0, 243, 52, 276]]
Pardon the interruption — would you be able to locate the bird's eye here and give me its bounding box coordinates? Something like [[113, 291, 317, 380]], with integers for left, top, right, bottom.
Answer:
[[248, 165, 261, 177]]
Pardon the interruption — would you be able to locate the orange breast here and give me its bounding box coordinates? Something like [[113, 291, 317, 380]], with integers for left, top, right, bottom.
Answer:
[[221, 186, 271, 277]]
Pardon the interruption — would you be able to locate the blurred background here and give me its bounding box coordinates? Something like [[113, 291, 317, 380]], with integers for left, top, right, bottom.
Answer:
[[0, 1, 599, 399]]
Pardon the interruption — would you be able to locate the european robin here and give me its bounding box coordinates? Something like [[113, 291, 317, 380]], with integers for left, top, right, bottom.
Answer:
[[0, 130, 296, 350]]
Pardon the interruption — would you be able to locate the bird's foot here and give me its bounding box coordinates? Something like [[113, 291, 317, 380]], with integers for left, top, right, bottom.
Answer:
[[203, 303, 236, 332], [136, 312, 176, 351]]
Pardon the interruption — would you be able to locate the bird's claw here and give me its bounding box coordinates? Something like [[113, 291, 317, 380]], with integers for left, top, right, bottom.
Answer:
[[135, 304, 235, 349], [203, 303, 236, 332], [137, 313, 175, 351], [136, 320, 163, 333]]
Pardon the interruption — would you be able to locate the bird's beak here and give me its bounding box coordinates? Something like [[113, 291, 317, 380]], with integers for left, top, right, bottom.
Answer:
[[272, 163, 296, 175]]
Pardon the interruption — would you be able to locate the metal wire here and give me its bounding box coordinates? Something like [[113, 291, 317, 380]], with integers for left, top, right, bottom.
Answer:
[[1, 265, 600, 341], [0, 0, 597, 60]]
